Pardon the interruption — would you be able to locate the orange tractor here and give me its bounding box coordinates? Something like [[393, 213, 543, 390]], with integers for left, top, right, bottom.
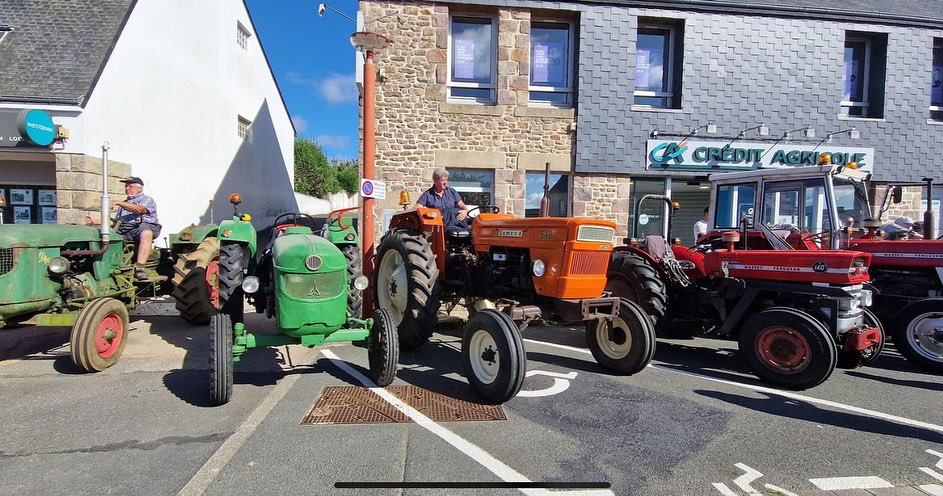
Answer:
[[375, 205, 656, 403]]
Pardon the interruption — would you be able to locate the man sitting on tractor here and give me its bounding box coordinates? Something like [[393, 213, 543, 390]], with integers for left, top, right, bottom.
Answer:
[[416, 168, 470, 228], [86, 176, 161, 280], [881, 215, 923, 240]]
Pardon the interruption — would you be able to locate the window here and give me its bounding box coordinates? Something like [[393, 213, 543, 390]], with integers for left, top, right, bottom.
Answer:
[[529, 22, 575, 107], [525, 173, 569, 217], [842, 32, 887, 118], [237, 116, 251, 141], [762, 179, 833, 246], [449, 170, 493, 213], [448, 16, 496, 104], [714, 183, 757, 229], [237, 22, 250, 50], [634, 20, 684, 108], [932, 39, 942, 119], [629, 178, 666, 238]]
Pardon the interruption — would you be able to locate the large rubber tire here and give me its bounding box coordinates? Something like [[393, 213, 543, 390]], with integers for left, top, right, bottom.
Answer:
[[461, 310, 526, 404], [890, 298, 943, 372], [368, 308, 399, 387], [586, 298, 656, 374], [70, 298, 130, 372], [606, 251, 668, 326], [209, 312, 234, 406], [739, 307, 837, 389], [341, 244, 363, 319], [374, 228, 441, 350], [837, 308, 885, 368], [172, 237, 219, 324], [218, 242, 246, 320]]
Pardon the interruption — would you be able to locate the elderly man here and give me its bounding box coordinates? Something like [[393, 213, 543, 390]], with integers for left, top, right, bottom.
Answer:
[[416, 168, 469, 228], [881, 215, 922, 240], [87, 176, 160, 280]]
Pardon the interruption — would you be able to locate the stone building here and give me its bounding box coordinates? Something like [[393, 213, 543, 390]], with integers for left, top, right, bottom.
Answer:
[[358, 0, 943, 243]]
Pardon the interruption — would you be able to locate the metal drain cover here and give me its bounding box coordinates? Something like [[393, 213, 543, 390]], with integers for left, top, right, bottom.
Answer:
[[301, 386, 506, 425]]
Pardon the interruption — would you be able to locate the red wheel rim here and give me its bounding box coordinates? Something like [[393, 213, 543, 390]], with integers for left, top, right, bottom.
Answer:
[[755, 326, 810, 374], [206, 258, 220, 309], [95, 312, 124, 358]]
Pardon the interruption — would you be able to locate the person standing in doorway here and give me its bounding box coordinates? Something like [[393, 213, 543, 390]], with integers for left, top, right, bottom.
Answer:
[[693, 207, 709, 242]]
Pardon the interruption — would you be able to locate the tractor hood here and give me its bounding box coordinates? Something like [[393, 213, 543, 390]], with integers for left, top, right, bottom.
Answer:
[[699, 249, 872, 285], [272, 232, 346, 274], [0, 225, 104, 248], [848, 239, 943, 269]]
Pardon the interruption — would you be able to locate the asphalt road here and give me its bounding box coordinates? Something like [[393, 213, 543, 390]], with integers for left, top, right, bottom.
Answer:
[[1, 300, 941, 496]]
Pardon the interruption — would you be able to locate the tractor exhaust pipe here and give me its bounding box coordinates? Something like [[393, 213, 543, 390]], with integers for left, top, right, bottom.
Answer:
[[539, 161, 550, 217], [63, 143, 111, 257], [923, 177, 935, 239]]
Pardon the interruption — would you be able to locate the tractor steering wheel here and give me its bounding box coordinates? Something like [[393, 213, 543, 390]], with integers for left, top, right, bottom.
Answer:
[[467, 205, 500, 217], [273, 212, 317, 232]]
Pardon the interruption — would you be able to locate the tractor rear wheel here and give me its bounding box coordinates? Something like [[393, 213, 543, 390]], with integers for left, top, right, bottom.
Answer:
[[342, 244, 363, 319], [374, 228, 441, 349], [837, 308, 885, 368], [70, 298, 129, 372], [739, 307, 837, 389], [462, 310, 526, 404], [606, 251, 668, 326], [368, 308, 399, 387], [172, 237, 219, 324], [218, 242, 246, 320], [891, 298, 943, 372], [209, 312, 234, 406], [586, 298, 656, 374]]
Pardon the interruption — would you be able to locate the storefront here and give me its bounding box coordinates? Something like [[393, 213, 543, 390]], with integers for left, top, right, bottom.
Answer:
[[0, 108, 60, 225]]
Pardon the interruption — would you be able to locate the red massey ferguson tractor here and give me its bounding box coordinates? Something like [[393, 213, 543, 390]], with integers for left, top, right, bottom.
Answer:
[[696, 164, 943, 372], [607, 194, 881, 390], [374, 205, 656, 403]]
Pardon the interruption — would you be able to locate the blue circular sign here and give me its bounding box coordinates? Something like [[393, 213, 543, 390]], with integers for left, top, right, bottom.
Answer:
[[362, 180, 374, 196], [17, 109, 56, 147]]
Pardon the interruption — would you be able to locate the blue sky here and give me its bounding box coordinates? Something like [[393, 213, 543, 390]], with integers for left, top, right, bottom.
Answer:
[[245, 0, 361, 160]]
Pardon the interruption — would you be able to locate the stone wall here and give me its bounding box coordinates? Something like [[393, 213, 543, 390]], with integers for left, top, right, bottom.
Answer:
[[54, 153, 132, 225], [573, 174, 632, 238]]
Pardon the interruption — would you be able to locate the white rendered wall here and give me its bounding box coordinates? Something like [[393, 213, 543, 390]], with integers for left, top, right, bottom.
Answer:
[[63, 0, 296, 237]]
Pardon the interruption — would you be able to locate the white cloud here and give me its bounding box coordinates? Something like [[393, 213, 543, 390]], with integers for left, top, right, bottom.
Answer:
[[291, 115, 308, 134], [526, 192, 543, 208], [316, 135, 351, 149], [319, 73, 358, 104]]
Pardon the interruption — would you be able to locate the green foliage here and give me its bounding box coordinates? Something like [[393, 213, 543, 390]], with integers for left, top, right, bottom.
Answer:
[[294, 138, 360, 197]]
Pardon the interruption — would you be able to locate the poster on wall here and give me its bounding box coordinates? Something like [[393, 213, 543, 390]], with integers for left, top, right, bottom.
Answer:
[[532, 42, 566, 86], [933, 64, 942, 104], [10, 188, 33, 205], [38, 189, 56, 206], [635, 50, 651, 88], [41, 207, 57, 224], [13, 206, 31, 224], [453, 38, 476, 80]]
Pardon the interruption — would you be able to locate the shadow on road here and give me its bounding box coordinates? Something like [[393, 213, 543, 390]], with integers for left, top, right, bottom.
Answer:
[[845, 369, 943, 392]]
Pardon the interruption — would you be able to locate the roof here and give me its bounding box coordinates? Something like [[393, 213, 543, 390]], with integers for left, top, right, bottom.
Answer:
[[0, 0, 135, 105]]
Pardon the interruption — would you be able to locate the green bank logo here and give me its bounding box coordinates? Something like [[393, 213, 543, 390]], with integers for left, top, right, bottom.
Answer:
[[16, 109, 56, 147], [650, 140, 688, 163]]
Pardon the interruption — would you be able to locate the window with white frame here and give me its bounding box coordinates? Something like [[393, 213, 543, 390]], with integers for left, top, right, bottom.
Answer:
[[525, 173, 569, 217], [237, 22, 250, 50], [931, 39, 942, 118], [448, 16, 496, 104], [634, 21, 683, 109], [529, 22, 575, 107], [237, 116, 251, 141], [449, 170, 493, 213], [842, 32, 887, 118]]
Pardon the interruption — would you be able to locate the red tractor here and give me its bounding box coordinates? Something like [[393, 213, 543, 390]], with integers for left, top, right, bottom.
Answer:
[[607, 195, 881, 389], [375, 205, 656, 403], [698, 164, 942, 372]]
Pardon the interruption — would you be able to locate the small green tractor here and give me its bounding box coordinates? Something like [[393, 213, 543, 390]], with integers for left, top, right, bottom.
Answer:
[[206, 203, 397, 406]]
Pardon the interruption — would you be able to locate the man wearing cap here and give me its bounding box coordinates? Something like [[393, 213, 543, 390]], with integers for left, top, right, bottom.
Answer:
[[881, 215, 923, 240], [86, 176, 160, 280]]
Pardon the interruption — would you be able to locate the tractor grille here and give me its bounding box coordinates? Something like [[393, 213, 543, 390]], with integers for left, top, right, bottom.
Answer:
[[577, 225, 615, 243], [569, 251, 610, 275], [280, 270, 345, 300], [0, 248, 14, 276]]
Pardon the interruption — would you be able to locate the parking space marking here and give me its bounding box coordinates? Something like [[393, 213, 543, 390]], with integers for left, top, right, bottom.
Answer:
[[517, 371, 578, 397], [808, 476, 893, 491], [920, 484, 943, 496], [320, 349, 613, 496]]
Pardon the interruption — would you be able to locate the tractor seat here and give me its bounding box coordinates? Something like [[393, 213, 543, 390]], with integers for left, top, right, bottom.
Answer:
[[446, 226, 472, 238]]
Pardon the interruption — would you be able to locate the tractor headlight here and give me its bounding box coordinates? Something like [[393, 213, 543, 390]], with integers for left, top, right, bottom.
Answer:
[[354, 275, 369, 291], [860, 289, 873, 307], [48, 257, 70, 274], [531, 259, 546, 277], [305, 255, 323, 271], [241, 276, 260, 294], [345, 233, 355, 241]]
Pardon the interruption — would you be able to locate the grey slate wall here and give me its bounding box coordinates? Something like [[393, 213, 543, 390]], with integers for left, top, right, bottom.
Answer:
[[574, 5, 943, 182]]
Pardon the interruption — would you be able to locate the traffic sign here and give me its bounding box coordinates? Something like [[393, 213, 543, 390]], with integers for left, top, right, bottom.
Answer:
[[360, 178, 386, 199]]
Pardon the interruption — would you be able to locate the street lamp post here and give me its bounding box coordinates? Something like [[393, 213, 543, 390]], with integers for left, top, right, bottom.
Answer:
[[351, 31, 390, 318]]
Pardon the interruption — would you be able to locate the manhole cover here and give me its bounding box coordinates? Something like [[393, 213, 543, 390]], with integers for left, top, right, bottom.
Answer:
[[301, 386, 506, 425]]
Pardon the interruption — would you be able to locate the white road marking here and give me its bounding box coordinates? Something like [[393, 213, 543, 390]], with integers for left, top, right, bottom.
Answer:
[[763, 483, 798, 496], [523, 338, 589, 355], [517, 370, 578, 397], [711, 482, 738, 496], [921, 468, 943, 481], [320, 349, 613, 496], [808, 476, 893, 490], [920, 484, 943, 496], [929, 449, 943, 470], [732, 463, 763, 495]]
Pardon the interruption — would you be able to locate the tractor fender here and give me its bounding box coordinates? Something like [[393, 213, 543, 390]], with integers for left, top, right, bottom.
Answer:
[[218, 218, 258, 258], [671, 245, 708, 280], [612, 245, 666, 278]]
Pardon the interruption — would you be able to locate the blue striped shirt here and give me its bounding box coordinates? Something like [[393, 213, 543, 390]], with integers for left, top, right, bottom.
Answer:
[[117, 193, 159, 225]]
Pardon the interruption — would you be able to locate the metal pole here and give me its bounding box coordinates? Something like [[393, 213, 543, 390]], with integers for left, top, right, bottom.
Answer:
[[924, 177, 935, 239], [100, 143, 111, 240], [362, 49, 377, 318], [539, 161, 550, 217]]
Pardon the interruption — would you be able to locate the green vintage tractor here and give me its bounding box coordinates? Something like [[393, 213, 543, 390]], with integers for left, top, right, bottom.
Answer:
[[207, 203, 397, 406]]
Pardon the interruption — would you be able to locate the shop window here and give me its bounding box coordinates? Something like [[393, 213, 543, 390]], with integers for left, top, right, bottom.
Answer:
[[931, 38, 942, 120], [714, 183, 757, 229], [529, 22, 575, 107], [634, 19, 684, 109], [842, 32, 887, 118], [525, 173, 569, 217], [0, 186, 57, 225], [237, 116, 251, 141], [237, 22, 251, 50], [449, 170, 494, 214], [448, 16, 496, 104]]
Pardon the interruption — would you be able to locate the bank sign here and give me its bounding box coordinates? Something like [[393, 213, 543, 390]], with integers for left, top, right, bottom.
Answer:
[[647, 139, 874, 172], [0, 109, 57, 148]]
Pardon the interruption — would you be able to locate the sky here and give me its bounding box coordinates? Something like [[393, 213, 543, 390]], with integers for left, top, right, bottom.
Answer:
[[245, 0, 362, 161]]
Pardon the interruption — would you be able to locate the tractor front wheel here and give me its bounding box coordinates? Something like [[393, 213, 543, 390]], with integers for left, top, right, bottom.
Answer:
[[837, 308, 885, 368], [218, 242, 246, 320], [209, 312, 234, 406], [70, 298, 129, 372], [374, 229, 441, 349], [461, 310, 526, 404], [368, 308, 399, 386], [739, 307, 837, 389], [586, 298, 656, 374], [891, 298, 943, 372], [172, 237, 219, 324]]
